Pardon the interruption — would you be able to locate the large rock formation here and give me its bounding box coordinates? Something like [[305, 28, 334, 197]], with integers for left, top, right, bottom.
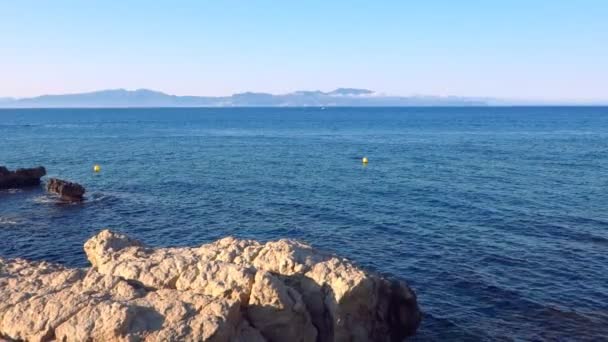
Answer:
[[46, 178, 86, 201], [0, 230, 421, 341], [0, 166, 46, 189], [0, 259, 240, 341]]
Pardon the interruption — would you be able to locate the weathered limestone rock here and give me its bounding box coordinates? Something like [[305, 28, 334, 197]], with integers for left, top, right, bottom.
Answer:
[[0, 258, 241, 342], [0, 230, 421, 341], [46, 178, 86, 201], [247, 270, 317, 342], [54, 289, 240, 342], [0, 166, 46, 189], [84, 230, 421, 341], [251, 239, 326, 276], [83, 230, 256, 302]]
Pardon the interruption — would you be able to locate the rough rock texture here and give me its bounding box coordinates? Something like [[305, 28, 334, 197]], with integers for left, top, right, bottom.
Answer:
[[0, 166, 46, 189], [46, 178, 86, 201], [0, 230, 421, 341], [0, 258, 240, 342]]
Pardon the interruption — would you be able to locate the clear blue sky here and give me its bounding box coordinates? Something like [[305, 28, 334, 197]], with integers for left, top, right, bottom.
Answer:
[[1, 1, 607, 101]]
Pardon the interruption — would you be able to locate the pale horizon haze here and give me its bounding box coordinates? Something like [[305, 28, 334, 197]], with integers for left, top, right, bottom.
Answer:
[[1, 1, 607, 102]]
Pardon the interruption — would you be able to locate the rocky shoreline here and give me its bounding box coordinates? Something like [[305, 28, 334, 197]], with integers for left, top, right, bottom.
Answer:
[[0, 166, 46, 189], [0, 230, 421, 341], [1, 166, 86, 203]]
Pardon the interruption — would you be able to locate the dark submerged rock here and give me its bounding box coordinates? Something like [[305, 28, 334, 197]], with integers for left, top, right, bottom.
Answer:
[[0, 166, 46, 189], [46, 178, 85, 202]]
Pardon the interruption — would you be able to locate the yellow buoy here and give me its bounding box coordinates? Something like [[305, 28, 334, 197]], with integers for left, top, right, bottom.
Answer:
[[362, 157, 368, 164], [93, 164, 101, 173]]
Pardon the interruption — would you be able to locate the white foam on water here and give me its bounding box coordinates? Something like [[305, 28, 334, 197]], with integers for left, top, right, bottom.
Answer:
[[0, 217, 19, 225], [0, 189, 23, 194], [32, 195, 57, 204]]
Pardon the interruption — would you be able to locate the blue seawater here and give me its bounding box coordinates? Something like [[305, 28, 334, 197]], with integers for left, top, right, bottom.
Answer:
[[1, 107, 608, 340]]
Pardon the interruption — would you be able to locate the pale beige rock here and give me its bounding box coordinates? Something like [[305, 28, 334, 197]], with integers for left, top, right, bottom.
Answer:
[[248, 270, 317, 342], [175, 260, 255, 303], [54, 290, 241, 342], [84, 230, 201, 290], [0, 258, 83, 317], [0, 258, 87, 341], [197, 236, 264, 266], [251, 239, 327, 275], [85, 231, 257, 304], [304, 258, 378, 341], [83, 229, 143, 268], [0, 258, 241, 342], [1, 230, 421, 342], [54, 301, 133, 342]]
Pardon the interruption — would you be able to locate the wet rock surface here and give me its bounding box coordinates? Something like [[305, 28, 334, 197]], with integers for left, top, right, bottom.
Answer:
[[0, 166, 46, 189], [46, 178, 86, 201], [0, 230, 421, 341]]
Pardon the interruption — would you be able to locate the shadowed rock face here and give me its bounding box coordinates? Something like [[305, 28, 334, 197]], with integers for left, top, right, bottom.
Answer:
[[0, 166, 46, 189], [0, 230, 421, 341], [46, 178, 85, 201]]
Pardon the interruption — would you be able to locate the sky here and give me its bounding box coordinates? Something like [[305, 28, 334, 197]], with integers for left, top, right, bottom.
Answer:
[[1, 1, 607, 101]]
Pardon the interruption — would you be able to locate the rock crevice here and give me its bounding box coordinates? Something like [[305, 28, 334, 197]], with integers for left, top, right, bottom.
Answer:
[[0, 230, 421, 341]]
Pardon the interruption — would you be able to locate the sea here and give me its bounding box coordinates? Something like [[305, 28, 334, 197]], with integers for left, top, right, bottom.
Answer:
[[1, 107, 607, 341]]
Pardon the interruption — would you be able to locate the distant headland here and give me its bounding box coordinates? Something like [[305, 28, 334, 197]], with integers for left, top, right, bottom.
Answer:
[[0, 88, 493, 108], [2, 88, 605, 108]]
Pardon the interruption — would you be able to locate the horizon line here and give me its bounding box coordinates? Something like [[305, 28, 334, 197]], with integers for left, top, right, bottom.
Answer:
[[2, 87, 607, 105], [3, 105, 608, 110]]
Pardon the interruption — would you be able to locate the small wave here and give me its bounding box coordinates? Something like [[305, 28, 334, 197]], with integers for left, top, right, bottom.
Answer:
[[0, 188, 23, 194], [32, 194, 91, 206], [87, 192, 122, 204], [32, 195, 58, 204], [0, 217, 19, 225], [42, 123, 88, 129], [31, 192, 123, 206], [0, 124, 36, 128]]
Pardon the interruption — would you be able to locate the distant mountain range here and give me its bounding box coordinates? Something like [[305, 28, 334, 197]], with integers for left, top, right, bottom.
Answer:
[[1, 88, 604, 108], [0, 88, 493, 108]]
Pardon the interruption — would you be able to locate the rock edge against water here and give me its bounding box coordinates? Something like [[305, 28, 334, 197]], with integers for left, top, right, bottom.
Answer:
[[0, 166, 46, 189], [46, 178, 86, 202], [0, 230, 421, 341], [1, 165, 86, 202]]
